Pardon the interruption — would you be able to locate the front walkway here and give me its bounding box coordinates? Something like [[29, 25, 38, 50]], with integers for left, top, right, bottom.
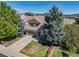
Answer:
[[0, 35, 34, 57]]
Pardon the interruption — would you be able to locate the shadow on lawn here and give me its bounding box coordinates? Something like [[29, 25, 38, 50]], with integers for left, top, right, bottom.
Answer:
[[32, 33, 51, 46], [32, 33, 60, 46], [32, 33, 50, 57]]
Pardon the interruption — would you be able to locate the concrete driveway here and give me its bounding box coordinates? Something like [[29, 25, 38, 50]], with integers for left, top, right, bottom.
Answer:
[[0, 35, 33, 57]]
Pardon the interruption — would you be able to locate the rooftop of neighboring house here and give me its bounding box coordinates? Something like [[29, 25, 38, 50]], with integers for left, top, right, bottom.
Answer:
[[20, 14, 45, 31], [20, 14, 75, 31]]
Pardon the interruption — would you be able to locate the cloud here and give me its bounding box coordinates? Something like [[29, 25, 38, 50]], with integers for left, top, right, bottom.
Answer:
[[63, 11, 79, 15], [14, 8, 28, 13], [13, 8, 79, 14]]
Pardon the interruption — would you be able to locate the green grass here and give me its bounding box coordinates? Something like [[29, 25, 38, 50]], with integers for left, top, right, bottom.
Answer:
[[20, 40, 79, 57], [52, 47, 63, 57], [68, 52, 79, 57], [20, 41, 65, 57], [20, 41, 48, 57]]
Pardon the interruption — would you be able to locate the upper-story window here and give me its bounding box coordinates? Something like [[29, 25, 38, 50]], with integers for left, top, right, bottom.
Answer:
[[29, 19, 40, 27]]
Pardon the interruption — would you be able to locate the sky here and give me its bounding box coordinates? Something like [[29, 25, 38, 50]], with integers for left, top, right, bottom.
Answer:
[[4, 1, 79, 14]]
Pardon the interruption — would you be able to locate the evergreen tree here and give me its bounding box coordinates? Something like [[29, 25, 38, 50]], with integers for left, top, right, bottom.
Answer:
[[18, 14, 25, 36], [36, 6, 64, 56]]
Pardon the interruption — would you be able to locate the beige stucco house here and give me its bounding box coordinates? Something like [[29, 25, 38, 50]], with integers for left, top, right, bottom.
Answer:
[[20, 14, 45, 35]]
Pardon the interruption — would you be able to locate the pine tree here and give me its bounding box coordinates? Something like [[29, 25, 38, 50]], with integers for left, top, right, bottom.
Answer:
[[18, 14, 25, 36], [36, 6, 64, 56]]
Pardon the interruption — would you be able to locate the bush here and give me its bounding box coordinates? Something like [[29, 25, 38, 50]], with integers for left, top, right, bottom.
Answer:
[[52, 47, 63, 57], [62, 24, 79, 54], [75, 18, 79, 24]]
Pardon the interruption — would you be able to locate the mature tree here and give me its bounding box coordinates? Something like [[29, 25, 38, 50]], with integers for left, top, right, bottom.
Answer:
[[0, 2, 23, 41], [24, 12, 34, 16], [18, 15, 25, 36], [36, 6, 64, 56]]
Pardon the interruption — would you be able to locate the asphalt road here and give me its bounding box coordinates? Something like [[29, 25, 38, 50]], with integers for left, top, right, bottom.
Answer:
[[0, 53, 7, 57]]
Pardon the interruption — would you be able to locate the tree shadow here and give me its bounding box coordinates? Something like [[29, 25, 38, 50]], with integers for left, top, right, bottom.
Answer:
[[0, 36, 16, 44], [32, 33, 60, 47], [32, 33, 51, 46], [62, 52, 69, 57]]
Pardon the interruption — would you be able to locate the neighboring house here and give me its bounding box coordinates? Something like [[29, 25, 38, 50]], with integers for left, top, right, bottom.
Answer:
[[20, 14, 75, 35]]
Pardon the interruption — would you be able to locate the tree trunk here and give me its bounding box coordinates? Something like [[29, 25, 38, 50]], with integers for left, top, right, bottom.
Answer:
[[47, 45, 53, 57]]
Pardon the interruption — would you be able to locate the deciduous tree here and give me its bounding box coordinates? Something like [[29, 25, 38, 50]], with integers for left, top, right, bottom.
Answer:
[[0, 2, 23, 41]]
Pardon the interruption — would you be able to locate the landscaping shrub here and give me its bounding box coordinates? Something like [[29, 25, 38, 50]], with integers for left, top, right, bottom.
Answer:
[[62, 24, 79, 55]]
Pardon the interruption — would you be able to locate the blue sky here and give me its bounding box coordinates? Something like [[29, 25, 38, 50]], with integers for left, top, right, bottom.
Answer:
[[5, 1, 79, 14]]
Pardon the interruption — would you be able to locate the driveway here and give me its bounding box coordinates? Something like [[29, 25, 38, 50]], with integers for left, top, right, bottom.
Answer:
[[0, 35, 33, 57], [8, 35, 32, 52]]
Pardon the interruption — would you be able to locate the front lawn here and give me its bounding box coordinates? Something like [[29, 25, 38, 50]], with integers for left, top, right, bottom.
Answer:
[[52, 47, 63, 57], [20, 41, 48, 57], [20, 40, 79, 57]]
